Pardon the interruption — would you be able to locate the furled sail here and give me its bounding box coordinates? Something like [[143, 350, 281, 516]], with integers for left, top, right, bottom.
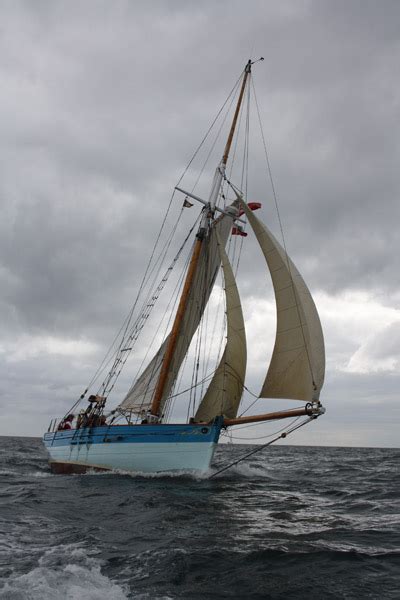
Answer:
[[242, 202, 325, 401], [194, 233, 247, 422], [119, 207, 237, 415]]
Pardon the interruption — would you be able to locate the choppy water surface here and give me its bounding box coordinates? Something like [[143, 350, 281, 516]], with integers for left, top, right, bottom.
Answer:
[[0, 437, 399, 599]]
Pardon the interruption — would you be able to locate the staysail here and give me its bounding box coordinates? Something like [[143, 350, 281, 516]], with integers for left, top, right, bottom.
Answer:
[[194, 233, 247, 422], [242, 202, 325, 402], [119, 208, 237, 415]]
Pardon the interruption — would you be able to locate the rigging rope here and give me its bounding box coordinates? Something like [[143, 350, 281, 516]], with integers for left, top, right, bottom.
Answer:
[[60, 74, 246, 421], [178, 73, 243, 191], [110, 73, 250, 416], [101, 212, 200, 399], [191, 80, 241, 194], [209, 417, 313, 478], [221, 415, 303, 439], [123, 238, 194, 420]]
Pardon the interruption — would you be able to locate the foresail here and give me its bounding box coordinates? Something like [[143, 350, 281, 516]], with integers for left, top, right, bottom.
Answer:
[[194, 233, 247, 422], [119, 339, 167, 414], [242, 202, 325, 402], [118, 207, 236, 415]]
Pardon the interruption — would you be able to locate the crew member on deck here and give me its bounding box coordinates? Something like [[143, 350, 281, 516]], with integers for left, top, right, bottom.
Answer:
[[57, 414, 74, 431]]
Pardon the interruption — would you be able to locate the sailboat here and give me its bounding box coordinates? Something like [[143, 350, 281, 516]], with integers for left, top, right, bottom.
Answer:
[[43, 60, 325, 474]]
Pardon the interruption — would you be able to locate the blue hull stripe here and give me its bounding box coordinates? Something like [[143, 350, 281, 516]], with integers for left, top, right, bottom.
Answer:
[[43, 421, 222, 448]]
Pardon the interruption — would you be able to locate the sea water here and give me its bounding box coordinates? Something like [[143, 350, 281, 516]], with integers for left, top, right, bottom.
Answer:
[[0, 437, 399, 599]]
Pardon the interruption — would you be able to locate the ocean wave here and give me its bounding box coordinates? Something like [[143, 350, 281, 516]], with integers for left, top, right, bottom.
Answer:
[[1, 438, 399, 599], [1, 557, 129, 600], [0, 541, 137, 600]]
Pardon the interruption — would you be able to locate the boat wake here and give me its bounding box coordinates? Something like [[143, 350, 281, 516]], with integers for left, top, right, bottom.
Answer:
[[80, 467, 210, 481]]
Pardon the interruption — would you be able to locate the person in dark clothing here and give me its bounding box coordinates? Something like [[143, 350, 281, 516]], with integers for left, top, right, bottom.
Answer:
[[57, 414, 74, 431]]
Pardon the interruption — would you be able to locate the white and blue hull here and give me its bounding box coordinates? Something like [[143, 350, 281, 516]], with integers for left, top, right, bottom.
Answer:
[[43, 419, 223, 474]]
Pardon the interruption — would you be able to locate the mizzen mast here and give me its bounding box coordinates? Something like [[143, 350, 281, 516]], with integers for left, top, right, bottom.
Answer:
[[149, 60, 255, 419]]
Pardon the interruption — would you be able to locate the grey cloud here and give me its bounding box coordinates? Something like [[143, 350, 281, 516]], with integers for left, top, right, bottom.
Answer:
[[0, 1, 399, 442], [356, 320, 400, 362]]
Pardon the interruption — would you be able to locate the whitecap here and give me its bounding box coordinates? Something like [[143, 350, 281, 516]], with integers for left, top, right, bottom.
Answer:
[[80, 467, 208, 481], [1, 563, 130, 600], [1, 545, 130, 600]]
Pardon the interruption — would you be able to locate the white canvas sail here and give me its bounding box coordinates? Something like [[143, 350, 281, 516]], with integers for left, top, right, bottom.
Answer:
[[194, 233, 246, 422], [242, 202, 325, 401], [119, 339, 167, 415], [119, 209, 236, 415]]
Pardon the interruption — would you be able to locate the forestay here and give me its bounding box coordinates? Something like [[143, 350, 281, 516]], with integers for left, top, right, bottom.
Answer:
[[242, 202, 325, 402], [194, 232, 247, 422]]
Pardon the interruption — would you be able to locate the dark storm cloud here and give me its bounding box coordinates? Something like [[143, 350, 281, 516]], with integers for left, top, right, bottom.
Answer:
[[0, 0, 399, 440]]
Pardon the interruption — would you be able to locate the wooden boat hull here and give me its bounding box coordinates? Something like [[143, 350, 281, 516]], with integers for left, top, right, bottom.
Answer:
[[43, 420, 222, 474]]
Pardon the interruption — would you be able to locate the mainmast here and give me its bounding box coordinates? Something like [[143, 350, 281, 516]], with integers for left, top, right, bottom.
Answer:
[[222, 60, 252, 167], [149, 60, 253, 419]]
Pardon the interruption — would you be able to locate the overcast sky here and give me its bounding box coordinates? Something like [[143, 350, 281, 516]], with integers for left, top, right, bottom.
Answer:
[[0, 0, 399, 447]]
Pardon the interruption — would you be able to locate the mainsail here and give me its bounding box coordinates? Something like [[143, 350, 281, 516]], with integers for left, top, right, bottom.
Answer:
[[194, 233, 247, 422], [119, 208, 236, 415], [242, 202, 325, 402]]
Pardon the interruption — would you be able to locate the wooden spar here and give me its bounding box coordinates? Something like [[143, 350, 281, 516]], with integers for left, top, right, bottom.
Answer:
[[150, 61, 253, 418], [150, 237, 203, 417], [222, 60, 251, 166], [223, 406, 314, 427]]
